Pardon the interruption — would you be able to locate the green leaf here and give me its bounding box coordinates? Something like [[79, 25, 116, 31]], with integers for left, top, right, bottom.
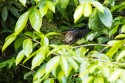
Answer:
[[59, 0, 69, 9], [40, 36, 49, 46], [91, 1, 104, 13], [39, 6, 48, 17], [19, 0, 26, 6], [83, 2, 92, 17], [16, 50, 25, 65], [74, 4, 84, 23], [94, 77, 104, 83], [46, 56, 60, 74], [45, 32, 61, 37], [33, 64, 46, 81], [15, 11, 29, 35], [108, 69, 122, 82], [89, 9, 104, 30], [60, 56, 69, 77], [2, 7, 8, 21], [44, 78, 54, 83], [101, 66, 110, 78], [117, 50, 125, 61], [31, 53, 45, 70], [46, 1, 55, 13], [14, 37, 25, 50], [23, 38, 33, 57], [88, 64, 98, 74], [121, 25, 125, 33], [45, 10, 53, 22], [98, 7, 112, 28], [115, 34, 125, 39], [109, 25, 119, 37], [67, 57, 79, 72], [2, 34, 16, 51], [34, 0, 39, 4], [106, 41, 122, 58], [29, 7, 42, 32]]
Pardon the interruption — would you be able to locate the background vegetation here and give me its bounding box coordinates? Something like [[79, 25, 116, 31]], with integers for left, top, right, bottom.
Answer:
[[1, 0, 125, 83]]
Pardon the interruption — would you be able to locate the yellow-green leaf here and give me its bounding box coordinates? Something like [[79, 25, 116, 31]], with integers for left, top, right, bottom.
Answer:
[[115, 34, 125, 39], [19, 0, 26, 6], [16, 50, 25, 65], [40, 36, 49, 46], [31, 53, 45, 70], [2, 34, 16, 51], [74, 4, 84, 23], [121, 25, 125, 33], [60, 56, 69, 77], [46, 56, 60, 74], [39, 6, 48, 17], [83, 2, 92, 17], [67, 57, 78, 72], [108, 69, 122, 82], [117, 50, 125, 61], [90, 1, 104, 13], [46, 1, 55, 13], [15, 11, 29, 35], [29, 7, 42, 32], [94, 77, 104, 83], [23, 38, 33, 57]]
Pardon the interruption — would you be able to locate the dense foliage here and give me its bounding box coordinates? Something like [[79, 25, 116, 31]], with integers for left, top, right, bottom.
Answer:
[[1, 0, 125, 83]]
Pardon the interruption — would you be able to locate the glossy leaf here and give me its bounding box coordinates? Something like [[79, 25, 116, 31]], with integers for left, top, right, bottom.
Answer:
[[33, 64, 46, 81], [101, 66, 110, 78], [83, 2, 92, 17], [91, 1, 104, 13], [45, 32, 61, 37], [108, 69, 122, 82], [15, 11, 29, 35], [94, 77, 104, 83], [109, 25, 119, 37], [19, 0, 26, 6], [46, 56, 60, 74], [2, 34, 16, 51], [16, 50, 25, 65], [60, 56, 69, 77], [46, 1, 55, 13], [31, 53, 45, 70], [115, 34, 125, 39], [2, 7, 8, 21], [23, 39, 33, 57], [14, 37, 25, 50], [39, 6, 48, 17], [106, 41, 122, 58], [74, 4, 84, 23], [29, 7, 42, 32], [121, 25, 125, 33], [40, 36, 49, 46], [67, 57, 78, 72], [117, 50, 125, 61], [98, 7, 112, 28]]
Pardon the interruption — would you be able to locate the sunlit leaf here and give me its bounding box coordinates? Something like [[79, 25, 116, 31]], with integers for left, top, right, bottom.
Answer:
[[14, 37, 25, 50], [46, 56, 60, 74], [74, 4, 84, 23], [83, 2, 92, 17], [108, 69, 122, 82], [115, 34, 125, 39], [16, 50, 25, 65], [23, 38, 33, 57], [106, 41, 122, 58], [91, 1, 104, 13], [88, 64, 98, 74], [40, 36, 49, 46], [67, 57, 78, 72], [44, 78, 54, 83], [98, 7, 113, 28], [2, 34, 16, 51], [45, 32, 61, 37], [39, 6, 48, 17], [117, 50, 125, 61], [2, 7, 8, 21], [33, 64, 46, 81], [34, 0, 39, 3], [15, 11, 29, 35], [109, 25, 119, 37], [46, 1, 55, 13], [121, 25, 125, 33], [29, 7, 42, 32], [60, 56, 69, 77], [31, 53, 45, 70], [94, 77, 104, 83], [19, 0, 26, 6]]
